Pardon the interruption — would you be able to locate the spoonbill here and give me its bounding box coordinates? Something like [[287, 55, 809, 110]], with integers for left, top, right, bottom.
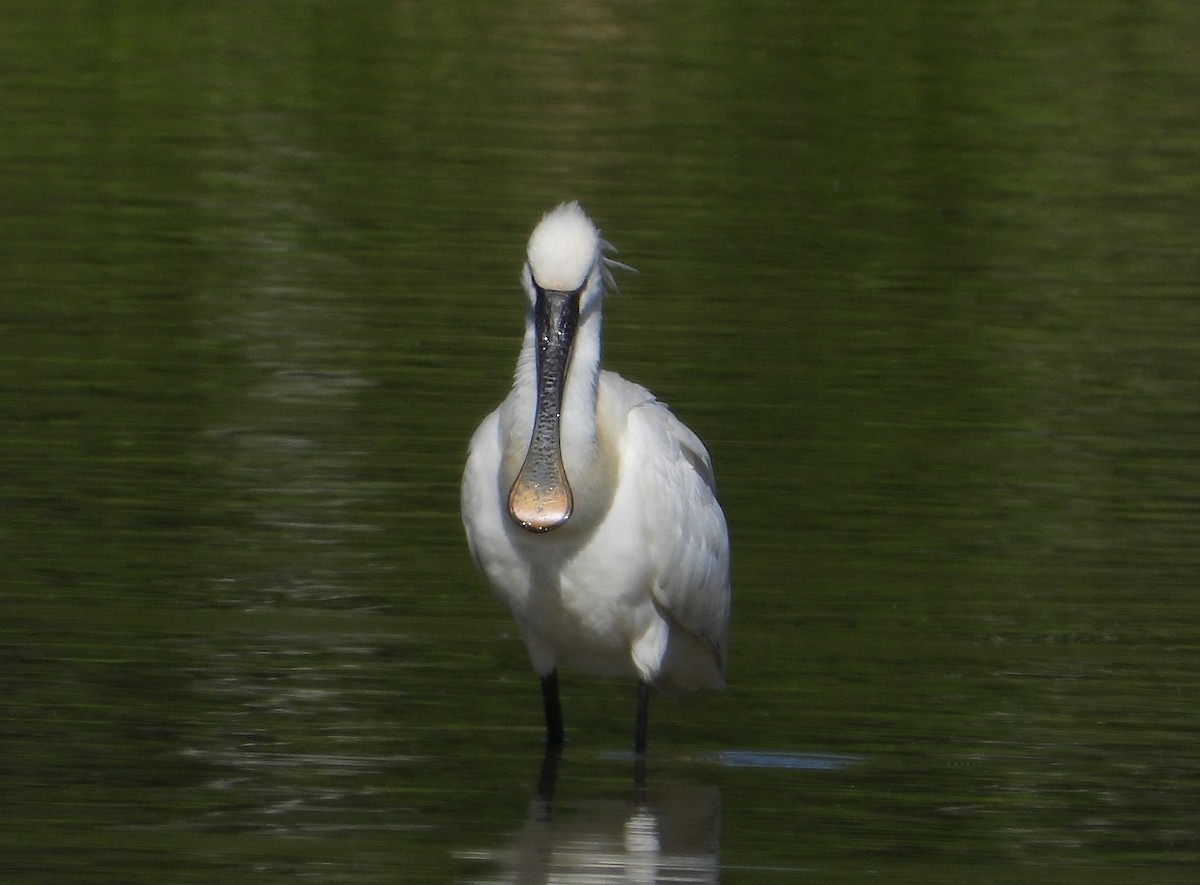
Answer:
[[461, 202, 730, 753]]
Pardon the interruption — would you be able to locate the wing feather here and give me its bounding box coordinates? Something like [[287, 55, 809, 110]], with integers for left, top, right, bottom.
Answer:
[[625, 399, 731, 667]]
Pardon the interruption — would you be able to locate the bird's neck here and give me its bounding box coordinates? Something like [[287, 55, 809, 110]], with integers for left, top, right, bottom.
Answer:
[[561, 308, 603, 456]]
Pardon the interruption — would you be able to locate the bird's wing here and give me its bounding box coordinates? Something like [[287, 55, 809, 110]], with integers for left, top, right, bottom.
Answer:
[[460, 410, 496, 570], [625, 398, 731, 665]]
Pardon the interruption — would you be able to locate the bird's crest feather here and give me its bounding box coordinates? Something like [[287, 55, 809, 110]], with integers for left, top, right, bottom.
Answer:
[[527, 202, 634, 291]]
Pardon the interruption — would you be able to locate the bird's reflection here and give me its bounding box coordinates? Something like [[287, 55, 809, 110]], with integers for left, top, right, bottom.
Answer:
[[460, 748, 721, 884]]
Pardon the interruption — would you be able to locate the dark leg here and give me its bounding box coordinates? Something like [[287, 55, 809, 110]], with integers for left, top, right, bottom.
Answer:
[[634, 680, 651, 754], [536, 743, 563, 809], [541, 671, 565, 747]]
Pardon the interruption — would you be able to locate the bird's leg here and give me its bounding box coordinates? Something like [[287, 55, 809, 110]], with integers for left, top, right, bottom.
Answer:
[[541, 671, 565, 746], [536, 743, 563, 811], [634, 680, 651, 754]]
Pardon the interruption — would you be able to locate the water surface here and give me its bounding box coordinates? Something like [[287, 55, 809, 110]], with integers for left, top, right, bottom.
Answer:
[[2, 2, 1199, 881]]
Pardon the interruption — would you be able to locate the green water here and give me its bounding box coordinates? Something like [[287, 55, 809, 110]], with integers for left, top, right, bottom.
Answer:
[[3, 2, 1199, 881]]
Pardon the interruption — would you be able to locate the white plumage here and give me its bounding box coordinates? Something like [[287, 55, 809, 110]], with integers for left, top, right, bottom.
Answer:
[[461, 202, 731, 751]]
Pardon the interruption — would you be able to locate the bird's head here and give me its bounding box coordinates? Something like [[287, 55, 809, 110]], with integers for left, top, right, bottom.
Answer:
[[507, 203, 629, 534], [522, 202, 628, 311]]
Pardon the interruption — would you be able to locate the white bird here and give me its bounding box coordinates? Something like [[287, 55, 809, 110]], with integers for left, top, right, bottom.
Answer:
[[461, 202, 730, 753]]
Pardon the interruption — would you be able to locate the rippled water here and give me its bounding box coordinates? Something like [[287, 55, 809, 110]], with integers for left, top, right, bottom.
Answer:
[[3, 2, 1199, 881]]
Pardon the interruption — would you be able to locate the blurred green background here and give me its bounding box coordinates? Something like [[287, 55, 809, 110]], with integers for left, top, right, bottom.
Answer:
[[2, 1, 1198, 881]]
